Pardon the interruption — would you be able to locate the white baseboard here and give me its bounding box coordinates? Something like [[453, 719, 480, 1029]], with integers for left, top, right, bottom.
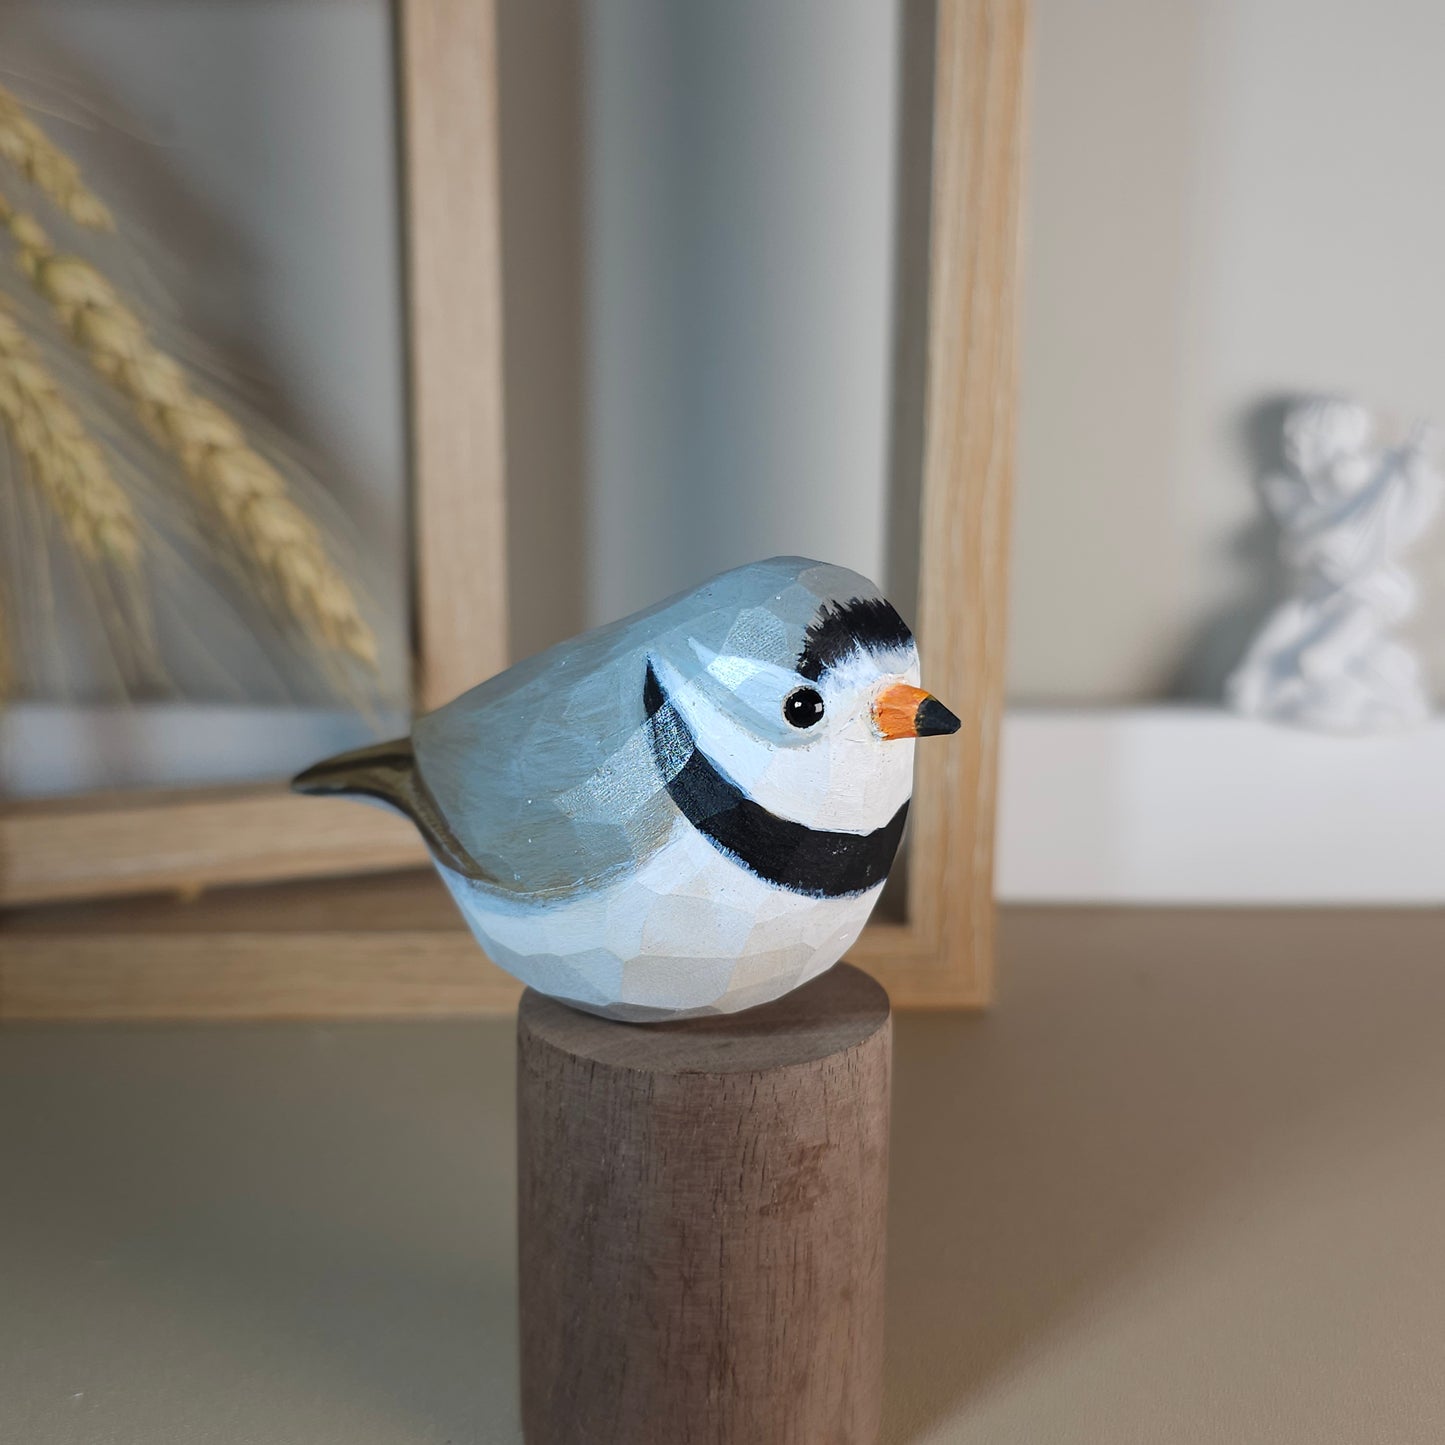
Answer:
[[996, 707, 1445, 904]]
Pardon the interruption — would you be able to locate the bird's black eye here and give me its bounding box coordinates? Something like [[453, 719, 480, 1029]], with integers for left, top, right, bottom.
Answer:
[[783, 686, 825, 729]]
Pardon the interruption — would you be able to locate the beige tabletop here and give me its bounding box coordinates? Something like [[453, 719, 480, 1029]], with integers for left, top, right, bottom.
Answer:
[[3, 907, 1444, 1443]]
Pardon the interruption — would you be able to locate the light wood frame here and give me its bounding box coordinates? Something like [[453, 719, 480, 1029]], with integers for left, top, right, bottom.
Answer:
[[0, 0, 1027, 1019]]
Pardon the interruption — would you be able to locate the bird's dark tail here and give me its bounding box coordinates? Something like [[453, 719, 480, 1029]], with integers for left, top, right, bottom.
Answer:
[[292, 736, 418, 807], [292, 739, 491, 883]]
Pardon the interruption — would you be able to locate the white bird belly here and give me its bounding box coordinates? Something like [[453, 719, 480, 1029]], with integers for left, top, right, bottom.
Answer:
[[434, 816, 882, 1021]]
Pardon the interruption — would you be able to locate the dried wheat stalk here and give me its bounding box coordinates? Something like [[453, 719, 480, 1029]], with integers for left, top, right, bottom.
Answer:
[[0, 303, 138, 568], [0, 196, 377, 669], [0, 84, 112, 230]]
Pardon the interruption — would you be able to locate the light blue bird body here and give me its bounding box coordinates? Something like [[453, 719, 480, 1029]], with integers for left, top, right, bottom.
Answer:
[[295, 557, 959, 1021]]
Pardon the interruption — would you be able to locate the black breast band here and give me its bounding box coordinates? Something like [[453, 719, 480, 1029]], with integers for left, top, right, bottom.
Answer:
[[643, 661, 907, 899]]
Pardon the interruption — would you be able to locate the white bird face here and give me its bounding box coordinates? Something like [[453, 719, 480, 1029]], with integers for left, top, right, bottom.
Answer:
[[651, 628, 956, 835]]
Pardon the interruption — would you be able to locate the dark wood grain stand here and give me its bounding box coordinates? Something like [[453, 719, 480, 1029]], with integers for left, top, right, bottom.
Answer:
[[516, 962, 892, 1445]]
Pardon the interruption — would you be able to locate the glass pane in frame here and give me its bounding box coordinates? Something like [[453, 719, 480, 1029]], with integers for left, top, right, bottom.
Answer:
[[0, 0, 410, 798]]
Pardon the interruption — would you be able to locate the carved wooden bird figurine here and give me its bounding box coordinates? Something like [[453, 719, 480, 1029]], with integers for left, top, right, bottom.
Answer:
[[294, 557, 959, 1020]]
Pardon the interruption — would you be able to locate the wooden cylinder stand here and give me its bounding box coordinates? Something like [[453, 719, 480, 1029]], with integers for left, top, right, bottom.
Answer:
[[517, 962, 892, 1445]]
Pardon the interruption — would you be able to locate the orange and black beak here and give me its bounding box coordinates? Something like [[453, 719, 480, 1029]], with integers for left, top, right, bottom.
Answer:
[[872, 682, 961, 740]]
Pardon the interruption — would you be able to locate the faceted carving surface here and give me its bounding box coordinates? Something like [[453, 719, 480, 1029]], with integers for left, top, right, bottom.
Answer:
[[353, 557, 955, 1019]]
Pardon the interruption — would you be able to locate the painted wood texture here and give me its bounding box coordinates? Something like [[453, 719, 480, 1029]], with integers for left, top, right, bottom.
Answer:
[[401, 0, 511, 710], [517, 962, 891, 1445]]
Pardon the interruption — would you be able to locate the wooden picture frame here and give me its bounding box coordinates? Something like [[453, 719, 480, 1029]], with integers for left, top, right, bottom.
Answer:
[[0, 0, 1027, 1019], [0, 0, 506, 908]]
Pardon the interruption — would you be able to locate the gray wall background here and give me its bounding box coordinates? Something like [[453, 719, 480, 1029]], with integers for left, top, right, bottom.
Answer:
[[502, 0, 902, 660], [1011, 0, 1445, 704]]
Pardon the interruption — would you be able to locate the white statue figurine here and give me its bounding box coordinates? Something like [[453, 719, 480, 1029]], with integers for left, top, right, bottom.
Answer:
[[295, 557, 959, 1021], [1227, 397, 1442, 733]]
